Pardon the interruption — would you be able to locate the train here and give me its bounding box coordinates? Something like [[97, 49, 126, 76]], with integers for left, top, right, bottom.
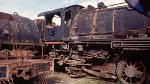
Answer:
[[0, 12, 50, 84], [0, 1, 149, 84], [36, 2, 150, 84]]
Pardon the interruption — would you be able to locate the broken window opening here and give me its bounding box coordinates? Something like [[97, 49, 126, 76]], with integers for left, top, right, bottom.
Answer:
[[52, 15, 61, 26], [46, 12, 61, 29], [65, 10, 72, 25]]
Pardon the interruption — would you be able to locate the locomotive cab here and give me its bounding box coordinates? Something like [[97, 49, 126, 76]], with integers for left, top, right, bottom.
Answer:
[[38, 5, 84, 42]]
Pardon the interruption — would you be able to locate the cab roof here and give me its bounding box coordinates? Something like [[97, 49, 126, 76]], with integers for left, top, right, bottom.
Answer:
[[38, 5, 84, 17]]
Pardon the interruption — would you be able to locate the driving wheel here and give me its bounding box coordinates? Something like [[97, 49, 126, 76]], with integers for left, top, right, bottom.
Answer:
[[116, 60, 147, 84]]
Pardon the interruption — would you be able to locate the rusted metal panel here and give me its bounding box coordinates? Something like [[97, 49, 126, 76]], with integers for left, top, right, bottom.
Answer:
[[13, 14, 40, 44], [33, 19, 45, 39], [0, 12, 40, 45], [69, 6, 150, 41], [0, 13, 14, 43], [69, 11, 95, 40], [114, 8, 145, 32], [0, 59, 50, 80], [97, 10, 113, 33], [96, 9, 113, 39], [44, 26, 64, 41], [77, 12, 94, 34]]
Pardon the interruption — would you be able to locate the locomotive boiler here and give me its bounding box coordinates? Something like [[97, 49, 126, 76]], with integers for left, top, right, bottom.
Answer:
[[0, 12, 41, 59], [38, 2, 150, 84]]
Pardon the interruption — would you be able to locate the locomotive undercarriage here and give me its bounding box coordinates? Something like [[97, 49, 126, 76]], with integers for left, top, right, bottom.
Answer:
[[0, 44, 50, 84], [63, 44, 118, 78], [46, 40, 150, 84], [47, 43, 117, 77], [0, 58, 50, 84]]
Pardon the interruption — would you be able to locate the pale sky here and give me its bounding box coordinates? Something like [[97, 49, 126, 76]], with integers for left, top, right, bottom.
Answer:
[[0, 0, 126, 20]]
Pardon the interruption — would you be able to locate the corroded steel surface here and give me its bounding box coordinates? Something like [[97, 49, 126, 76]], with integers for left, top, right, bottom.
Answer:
[[0, 12, 40, 45], [0, 59, 50, 81]]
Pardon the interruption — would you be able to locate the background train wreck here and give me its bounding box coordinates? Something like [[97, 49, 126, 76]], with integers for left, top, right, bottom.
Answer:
[[0, 12, 50, 84]]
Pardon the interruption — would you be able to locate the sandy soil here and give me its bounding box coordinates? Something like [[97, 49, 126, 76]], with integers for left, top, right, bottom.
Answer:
[[46, 72, 122, 84]]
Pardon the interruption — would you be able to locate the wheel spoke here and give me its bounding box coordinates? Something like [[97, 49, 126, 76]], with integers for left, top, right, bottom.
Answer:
[[129, 61, 132, 66], [125, 62, 129, 67], [125, 76, 128, 81], [136, 66, 143, 69], [130, 77, 132, 83], [121, 73, 126, 77], [133, 61, 138, 66]]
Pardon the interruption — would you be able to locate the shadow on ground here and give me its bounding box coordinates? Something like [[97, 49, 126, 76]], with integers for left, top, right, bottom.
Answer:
[[46, 72, 122, 84]]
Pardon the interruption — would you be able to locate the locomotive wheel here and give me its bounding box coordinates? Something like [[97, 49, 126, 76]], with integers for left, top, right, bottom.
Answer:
[[116, 60, 147, 84]]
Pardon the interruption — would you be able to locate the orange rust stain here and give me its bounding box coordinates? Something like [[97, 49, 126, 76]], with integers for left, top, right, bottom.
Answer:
[[44, 42, 65, 44]]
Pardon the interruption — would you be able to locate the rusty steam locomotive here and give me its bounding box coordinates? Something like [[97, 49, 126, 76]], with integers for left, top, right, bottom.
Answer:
[[36, 2, 150, 84], [0, 0, 150, 84], [0, 12, 50, 84]]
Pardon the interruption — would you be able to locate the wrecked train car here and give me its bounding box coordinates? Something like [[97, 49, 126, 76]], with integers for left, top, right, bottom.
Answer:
[[0, 12, 50, 84], [38, 3, 150, 84]]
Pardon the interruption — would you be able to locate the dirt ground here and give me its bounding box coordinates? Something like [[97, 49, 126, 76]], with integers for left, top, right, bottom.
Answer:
[[46, 72, 122, 84]]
